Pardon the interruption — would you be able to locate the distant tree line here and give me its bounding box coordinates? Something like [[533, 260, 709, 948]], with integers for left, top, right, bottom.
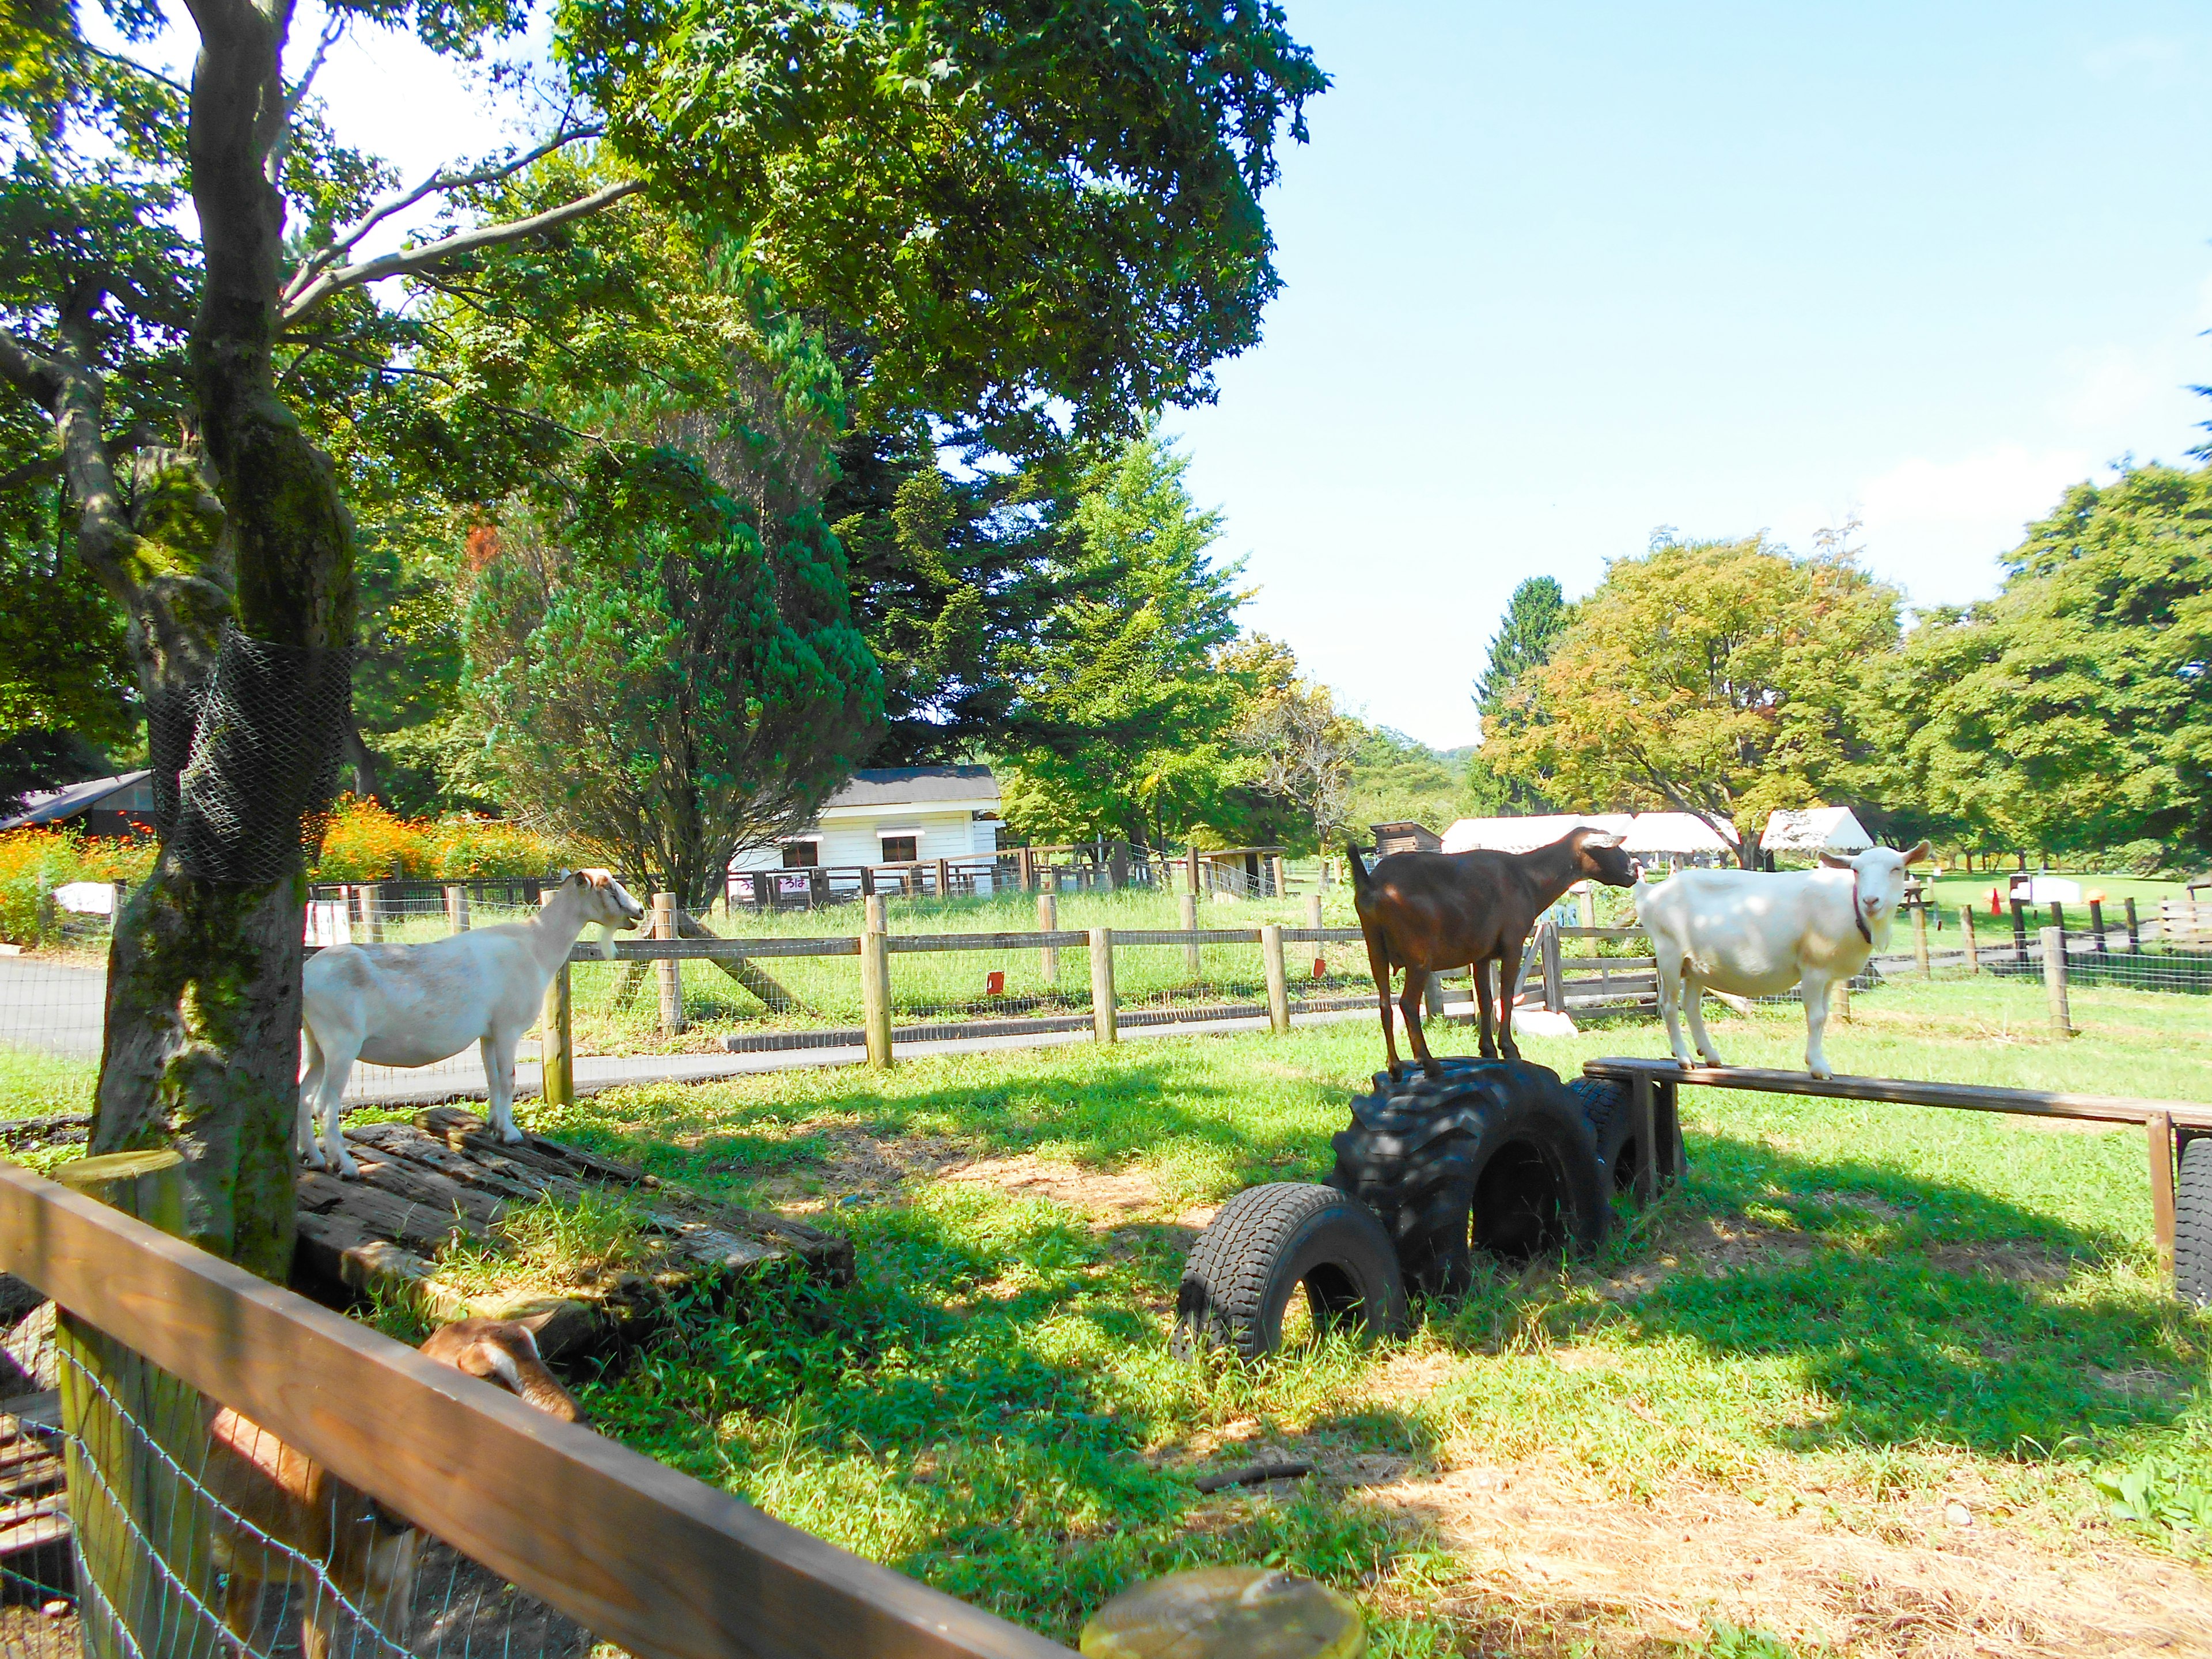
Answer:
[[1468, 464, 2212, 873]]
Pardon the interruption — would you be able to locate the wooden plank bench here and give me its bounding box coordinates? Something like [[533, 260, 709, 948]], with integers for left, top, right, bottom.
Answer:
[[1581, 1056, 2212, 1290]]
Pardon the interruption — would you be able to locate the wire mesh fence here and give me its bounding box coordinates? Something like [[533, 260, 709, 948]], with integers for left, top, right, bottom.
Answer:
[[0, 1330, 590, 1658]]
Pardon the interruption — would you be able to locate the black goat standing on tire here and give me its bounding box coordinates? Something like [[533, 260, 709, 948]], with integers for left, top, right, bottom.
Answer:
[[1349, 827, 1641, 1081]]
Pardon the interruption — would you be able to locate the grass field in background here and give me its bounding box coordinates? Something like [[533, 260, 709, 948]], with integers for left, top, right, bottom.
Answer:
[[418, 979, 2211, 1657]]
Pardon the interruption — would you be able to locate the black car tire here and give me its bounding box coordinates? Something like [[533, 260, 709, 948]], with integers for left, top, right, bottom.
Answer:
[[1327, 1058, 1608, 1296], [1173, 1183, 1407, 1359]]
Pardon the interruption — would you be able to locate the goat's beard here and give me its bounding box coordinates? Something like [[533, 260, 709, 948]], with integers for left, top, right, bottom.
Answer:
[[594, 923, 619, 960]]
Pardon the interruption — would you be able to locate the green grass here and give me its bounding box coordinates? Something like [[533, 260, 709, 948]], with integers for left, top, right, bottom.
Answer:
[[498, 979, 2211, 1655], [0, 1044, 94, 1119]]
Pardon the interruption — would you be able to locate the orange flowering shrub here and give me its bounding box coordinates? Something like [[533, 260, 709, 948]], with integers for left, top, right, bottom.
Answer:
[[309, 796, 565, 881], [0, 827, 157, 946]]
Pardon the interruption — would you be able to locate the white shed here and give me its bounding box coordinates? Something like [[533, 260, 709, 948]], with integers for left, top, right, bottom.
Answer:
[[729, 766, 1003, 880], [1761, 806, 1874, 857]]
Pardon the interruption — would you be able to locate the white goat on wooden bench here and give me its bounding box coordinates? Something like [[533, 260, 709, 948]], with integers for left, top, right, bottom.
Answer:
[[301, 869, 643, 1173]]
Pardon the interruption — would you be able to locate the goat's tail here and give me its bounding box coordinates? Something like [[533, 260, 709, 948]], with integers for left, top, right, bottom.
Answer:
[[1345, 840, 1374, 896]]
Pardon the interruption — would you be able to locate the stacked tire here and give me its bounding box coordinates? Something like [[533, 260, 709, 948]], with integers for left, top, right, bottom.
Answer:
[[1323, 1058, 1608, 1296], [1566, 1073, 1645, 1196], [2180, 1135, 2211, 1309]]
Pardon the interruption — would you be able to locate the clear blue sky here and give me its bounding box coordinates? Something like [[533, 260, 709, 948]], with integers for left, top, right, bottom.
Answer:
[[168, 2, 2212, 748], [1158, 2, 2212, 745]]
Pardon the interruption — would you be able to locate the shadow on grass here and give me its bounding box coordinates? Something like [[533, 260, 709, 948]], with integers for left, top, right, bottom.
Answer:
[[1433, 1128, 2207, 1459], [577, 1188, 1446, 1645], [542, 1053, 1358, 1196]]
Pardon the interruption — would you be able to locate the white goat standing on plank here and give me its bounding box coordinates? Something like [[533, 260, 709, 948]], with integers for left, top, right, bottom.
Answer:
[[300, 869, 644, 1173], [1633, 842, 1930, 1079]]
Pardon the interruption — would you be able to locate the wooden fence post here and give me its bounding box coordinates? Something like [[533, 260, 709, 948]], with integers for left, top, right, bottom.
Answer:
[[652, 892, 685, 1036], [2010, 897, 2028, 961], [1425, 966, 1446, 1024], [1089, 927, 1117, 1044], [1959, 906, 1979, 974], [539, 890, 573, 1108], [2149, 1111, 2177, 1280], [1262, 924, 1290, 1034], [1912, 904, 1930, 978], [1017, 847, 1035, 893], [1540, 922, 1563, 1012], [1186, 846, 1201, 896], [1037, 893, 1059, 984], [1578, 884, 1596, 929], [56, 1150, 215, 1659], [1305, 893, 1323, 930], [2041, 925, 2074, 1037], [1180, 891, 1201, 978], [1269, 855, 1287, 900], [865, 893, 887, 936], [445, 883, 471, 933], [2124, 897, 2141, 953], [935, 857, 952, 900], [861, 920, 893, 1069], [2089, 898, 2108, 955]]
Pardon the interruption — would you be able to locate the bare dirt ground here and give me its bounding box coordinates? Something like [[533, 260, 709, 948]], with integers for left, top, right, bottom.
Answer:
[[1366, 1450, 2212, 1658]]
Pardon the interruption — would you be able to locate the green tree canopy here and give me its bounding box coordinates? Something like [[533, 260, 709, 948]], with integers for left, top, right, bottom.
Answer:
[[999, 433, 1249, 847], [1487, 534, 1899, 865], [1890, 463, 2212, 865], [1475, 575, 1567, 727]]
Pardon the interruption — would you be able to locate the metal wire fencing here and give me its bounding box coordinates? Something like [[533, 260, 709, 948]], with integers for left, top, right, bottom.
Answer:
[[0, 1330, 590, 1658]]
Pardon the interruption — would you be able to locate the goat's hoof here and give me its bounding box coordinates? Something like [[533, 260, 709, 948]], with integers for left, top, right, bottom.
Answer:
[[1419, 1065, 1445, 1082], [328, 1150, 359, 1179], [1672, 1055, 1696, 1069], [497, 1126, 525, 1145]]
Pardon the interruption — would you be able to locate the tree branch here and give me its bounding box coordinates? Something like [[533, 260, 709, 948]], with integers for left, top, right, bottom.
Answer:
[[82, 43, 191, 97], [284, 11, 344, 119], [282, 125, 611, 307], [0, 331, 66, 409]]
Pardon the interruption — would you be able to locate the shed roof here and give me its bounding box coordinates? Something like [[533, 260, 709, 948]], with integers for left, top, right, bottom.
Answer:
[[821, 767, 1000, 810], [0, 770, 153, 832], [1441, 813, 1634, 854], [1621, 812, 1738, 855], [1762, 806, 1874, 854]]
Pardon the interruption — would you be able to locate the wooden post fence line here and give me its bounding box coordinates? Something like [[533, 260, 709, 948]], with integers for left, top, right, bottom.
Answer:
[[1090, 928, 1117, 1044], [861, 924, 893, 1070], [1037, 893, 1059, 984], [1912, 905, 1930, 978], [1180, 891, 1201, 976], [541, 889, 574, 1108], [1959, 906, 1979, 974], [1261, 925, 1290, 1035], [653, 892, 685, 1037], [2042, 925, 2074, 1037]]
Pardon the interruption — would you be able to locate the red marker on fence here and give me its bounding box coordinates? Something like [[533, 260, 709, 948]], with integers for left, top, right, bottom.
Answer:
[[1312, 956, 1327, 980], [986, 970, 1005, 995]]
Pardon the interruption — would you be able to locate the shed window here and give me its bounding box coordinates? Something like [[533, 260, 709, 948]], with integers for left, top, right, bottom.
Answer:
[[781, 842, 818, 869], [880, 835, 918, 864]]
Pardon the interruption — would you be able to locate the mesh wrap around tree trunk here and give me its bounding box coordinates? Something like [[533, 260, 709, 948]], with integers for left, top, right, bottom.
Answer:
[[169, 629, 355, 884]]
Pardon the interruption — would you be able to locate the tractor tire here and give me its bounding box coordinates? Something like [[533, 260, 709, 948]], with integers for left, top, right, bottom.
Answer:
[[1327, 1058, 1607, 1296], [1567, 1074, 1646, 1196], [1173, 1184, 1407, 1360], [2179, 1135, 2212, 1309]]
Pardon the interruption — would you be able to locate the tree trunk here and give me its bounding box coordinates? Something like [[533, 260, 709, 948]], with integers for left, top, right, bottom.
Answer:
[[92, 866, 305, 1277], [82, 0, 356, 1279]]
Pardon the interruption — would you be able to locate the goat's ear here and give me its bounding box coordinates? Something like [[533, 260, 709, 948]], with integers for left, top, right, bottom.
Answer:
[[564, 869, 586, 887], [1900, 840, 1933, 865], [1819, 851, 1853, 869]]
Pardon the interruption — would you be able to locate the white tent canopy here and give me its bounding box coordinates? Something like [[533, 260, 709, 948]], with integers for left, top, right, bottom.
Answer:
[[1621, 812, 1738, 856], [1440, 813, 1633, 855], [1761, 806, 1874, 855], [1439, 811, 1736, 858]]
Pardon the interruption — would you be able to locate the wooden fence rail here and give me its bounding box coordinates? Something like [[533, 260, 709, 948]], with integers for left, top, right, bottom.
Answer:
[[0, 1161, 1076, 1659]]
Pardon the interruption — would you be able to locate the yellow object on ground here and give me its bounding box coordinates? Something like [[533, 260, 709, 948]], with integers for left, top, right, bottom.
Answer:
[[1080, 1567, 1365, 1659]]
